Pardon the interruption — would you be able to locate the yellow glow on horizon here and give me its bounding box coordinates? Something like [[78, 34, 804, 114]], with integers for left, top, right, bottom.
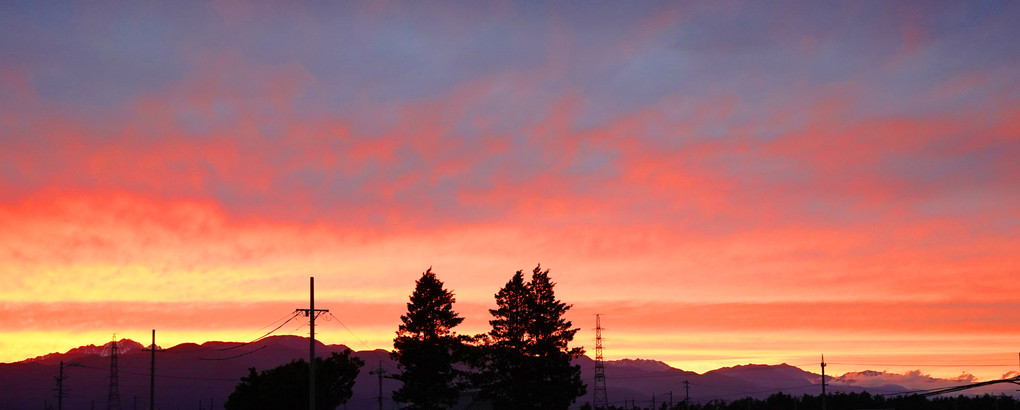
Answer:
[[3, 193, 1019, 385]]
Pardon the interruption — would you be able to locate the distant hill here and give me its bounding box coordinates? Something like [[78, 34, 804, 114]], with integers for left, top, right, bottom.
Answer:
[[1, 337, 1014, 410], [607, 358, 679, 372], [0, 335, 398, 410], [23, 339, 146, 362]]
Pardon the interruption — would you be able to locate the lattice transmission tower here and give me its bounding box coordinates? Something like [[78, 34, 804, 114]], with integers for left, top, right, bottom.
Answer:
[[107, 335, 121, 410], [593, 314, 608, 408]]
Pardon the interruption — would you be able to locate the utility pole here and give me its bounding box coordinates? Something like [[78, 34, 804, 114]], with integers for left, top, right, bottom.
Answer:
[[668, 391, 673, 408], [369, 361, 386, 410], [142, 329, 163, 410], [652, 393, 655, 410], [55, 361, 65, 410], [684, 380, 690, 409], [820, 354, 827, 410], [296, 277, 329, 410]]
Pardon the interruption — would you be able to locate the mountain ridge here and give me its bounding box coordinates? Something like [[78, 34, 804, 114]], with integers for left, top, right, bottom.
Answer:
[[2, 336, 1015, 410]]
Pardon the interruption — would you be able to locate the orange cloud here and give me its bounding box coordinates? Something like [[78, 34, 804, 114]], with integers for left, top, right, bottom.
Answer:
[[3, 15, 1020, 387]]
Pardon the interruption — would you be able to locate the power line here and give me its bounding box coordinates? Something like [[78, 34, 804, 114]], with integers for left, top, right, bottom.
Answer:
[[75, 364, 238, 382], [219, 312, 302, 351], [322, 312, 401, 375], [691, 383, 819, 403], [245, 311, 305, 338], [323, 312, 371, 349], [601, 359, 1018, 381], [883, 375, 1020, 398], [828, 362, 1016, 367], [607, 371, 690, 379], [193, 313, 302, 361], [198, 345, 268, 361]]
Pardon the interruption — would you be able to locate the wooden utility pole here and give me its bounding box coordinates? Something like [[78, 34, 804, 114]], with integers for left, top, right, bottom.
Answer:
[[369, 361, 386, 410], [142, 329, 163, 410], [684, 380, 690, 409], [296, 277, 329, 410], [56, 361, 64, 410]]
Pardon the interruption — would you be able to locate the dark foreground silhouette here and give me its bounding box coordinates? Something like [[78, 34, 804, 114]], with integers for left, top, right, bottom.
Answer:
[[583, 391, 1020, 410]]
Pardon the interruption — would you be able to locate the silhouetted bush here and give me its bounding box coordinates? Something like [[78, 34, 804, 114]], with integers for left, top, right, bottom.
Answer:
[[224, 350, 362, 410]]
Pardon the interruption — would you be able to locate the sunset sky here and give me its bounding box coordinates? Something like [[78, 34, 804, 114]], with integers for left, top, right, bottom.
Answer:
[[2, 1, 1019, 382]]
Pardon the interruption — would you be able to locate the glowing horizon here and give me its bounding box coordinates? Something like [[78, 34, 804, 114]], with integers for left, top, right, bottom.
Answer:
[[2, 1, 1019, 383]]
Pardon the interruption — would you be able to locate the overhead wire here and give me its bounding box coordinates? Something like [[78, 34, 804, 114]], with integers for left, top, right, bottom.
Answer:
[[74, 363, 238, 382], [199, 345, 269, 361], [607, 370, 691, 379], [244, 310, 302, 338], [828, 362, 1015, 367], [183, 311, 303, 361], [219, 311, 302, 351], [325, 312, 372, 350], [322, 311, 402, 375]]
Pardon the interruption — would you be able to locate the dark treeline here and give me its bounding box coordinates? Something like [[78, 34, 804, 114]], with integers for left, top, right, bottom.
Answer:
[[225, 267, 1016, 410], [391, 265, 585, 410], [583, 391, 1020, 410], [226, 264, 585, 410]]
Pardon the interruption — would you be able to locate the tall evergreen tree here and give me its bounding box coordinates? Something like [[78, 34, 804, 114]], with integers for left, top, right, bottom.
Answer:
[[477, 270, 534, 408], [478, 265, 586, 410], [527, 265, 586, 408], [391, 268, 466, 409]]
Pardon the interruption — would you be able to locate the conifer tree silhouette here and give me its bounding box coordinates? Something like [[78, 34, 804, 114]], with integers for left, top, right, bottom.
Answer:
[[391, 268, 467, 409], [477, 265, 585, 410]]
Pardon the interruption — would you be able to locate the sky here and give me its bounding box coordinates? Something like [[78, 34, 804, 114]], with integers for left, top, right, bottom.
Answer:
[[2, 1, 1019, 382]]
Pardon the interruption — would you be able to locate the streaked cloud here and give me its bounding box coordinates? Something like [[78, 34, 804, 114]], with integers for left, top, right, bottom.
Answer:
[[1, 1, 1018, 381]]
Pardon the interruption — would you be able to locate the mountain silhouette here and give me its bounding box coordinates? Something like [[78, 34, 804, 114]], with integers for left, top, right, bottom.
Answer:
[[0, 336, 398, 410], [1, 337, 1015, 410]]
